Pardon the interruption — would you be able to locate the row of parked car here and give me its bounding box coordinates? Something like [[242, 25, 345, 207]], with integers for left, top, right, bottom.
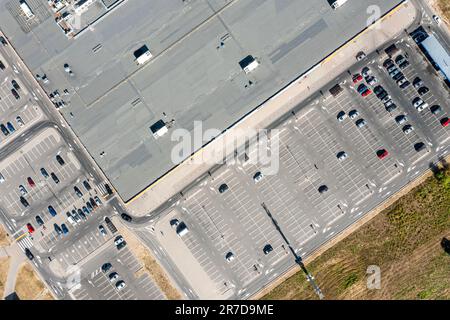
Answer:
[[354, 66, 394, 160], [383, 53, 428, 153], [351, 69, 390, 159], [65, 196, 103, 227], [383, 55, 411, 89], [101, 263, 126, 290], [384, 53, 448, 125], [19, 155, 70, 208], [0, 39, 23, 102], [26, 195, 103, 238], [0, 116, 24, 137], [412, 79, 448, 127], [10, 79, 21, 100]]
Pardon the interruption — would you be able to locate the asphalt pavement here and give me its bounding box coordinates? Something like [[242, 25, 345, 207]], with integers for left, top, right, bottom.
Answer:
[[125, 4, 450, 299]]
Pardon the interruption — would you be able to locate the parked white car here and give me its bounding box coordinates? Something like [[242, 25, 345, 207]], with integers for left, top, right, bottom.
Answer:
[[433, 15, 441, 25]]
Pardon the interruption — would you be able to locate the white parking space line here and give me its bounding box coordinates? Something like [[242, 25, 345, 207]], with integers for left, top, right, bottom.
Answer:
[[183, 191, 259, 286]]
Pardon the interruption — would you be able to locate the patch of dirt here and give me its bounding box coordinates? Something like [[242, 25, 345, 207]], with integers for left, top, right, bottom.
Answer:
[[0, 258, 10, 298], [35, 289, 55, 300], [429, 0, 450, 27], [0, 224, 10, 247], [15, 263, 53, 300]]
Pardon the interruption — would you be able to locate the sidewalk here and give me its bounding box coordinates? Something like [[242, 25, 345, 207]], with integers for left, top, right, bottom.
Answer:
[[2, 244, 25, 299], [151, 209, 234, 300], [127, 1, 418, 216]]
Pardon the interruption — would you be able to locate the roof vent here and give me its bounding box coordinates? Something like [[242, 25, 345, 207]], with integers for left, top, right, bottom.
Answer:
[[239, 55, 259, 74], [134, 45, 153, 65], [150, 120, 168, 139]]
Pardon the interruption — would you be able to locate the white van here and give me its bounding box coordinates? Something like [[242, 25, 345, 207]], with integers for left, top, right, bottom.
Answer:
[[176, 222, 189, 237], [67, 216, 77, 227]]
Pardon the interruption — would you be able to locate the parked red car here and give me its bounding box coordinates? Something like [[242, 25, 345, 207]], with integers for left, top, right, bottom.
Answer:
[[26, 223, 35, 234], [440, 117, 449, 127], [362, 89, 373, 97], [27, 177, 35, 187], [352, 74, 363, 84], [377, 149, 389, 160]]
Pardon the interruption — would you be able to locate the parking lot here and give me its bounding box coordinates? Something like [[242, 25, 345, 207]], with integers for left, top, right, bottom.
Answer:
[[382, 43, 450, 146], [0, 128, 81, 216], [41, 212, 112, 267], [150, 38, 450, 299], [70, 246, 165, 300], [0, 37, 170, 301], [0, 127, 109, 255], [349, 42, 449, 164], [0, 54, 44, 145]]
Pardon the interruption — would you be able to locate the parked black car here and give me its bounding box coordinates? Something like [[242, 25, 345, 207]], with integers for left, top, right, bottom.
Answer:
[[56, 155, 65, 166], [121, 213, 132, 222], [219, 184, 229, 194], [11, 88, 20, 100], [24, 248, 34, 261], [102, 263, 112, 273], [105, 184, 113, 195], [83, 180, 92, 191], [0, 124, 9, 136], [51, 172, 60, 184], [35, 215, 44, 226], [0, 36, 7, 46], [318, 185, 329, 194], [11, 80, 20, 91], [20, 196, 29, 208], [263, 244, 273, 255]]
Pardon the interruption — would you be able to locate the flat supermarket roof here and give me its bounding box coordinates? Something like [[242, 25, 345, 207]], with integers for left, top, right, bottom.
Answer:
[[0, 0, 403, 201]]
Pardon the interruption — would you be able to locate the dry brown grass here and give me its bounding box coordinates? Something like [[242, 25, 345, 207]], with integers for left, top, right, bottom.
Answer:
[[15, 263, 53, 300], [0, 257, 10, 298], [437, 0, 450, 22], [263, 165, 450, 300], [115, 222, 182, 300], [0, 224, 10, 247]]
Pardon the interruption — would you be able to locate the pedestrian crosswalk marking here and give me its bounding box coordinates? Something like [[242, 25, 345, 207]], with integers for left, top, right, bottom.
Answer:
[[96, 183, 108, 196], [17, 237, 34, 251], [106, 221, 117, 234]]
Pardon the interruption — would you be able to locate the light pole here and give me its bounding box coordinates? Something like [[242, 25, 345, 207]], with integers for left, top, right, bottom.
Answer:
[[200, 205, 224, 240], [261, 202, 324, 299]]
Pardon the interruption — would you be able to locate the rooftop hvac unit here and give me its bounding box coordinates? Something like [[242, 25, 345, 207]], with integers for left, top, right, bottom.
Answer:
[[239, 55, 259, 74], [150, 120, 168, 139], [134, 45, 153, 65]]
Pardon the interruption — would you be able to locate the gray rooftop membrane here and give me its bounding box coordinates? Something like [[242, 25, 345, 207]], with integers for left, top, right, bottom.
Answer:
[[0, 0, 403, 201]]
